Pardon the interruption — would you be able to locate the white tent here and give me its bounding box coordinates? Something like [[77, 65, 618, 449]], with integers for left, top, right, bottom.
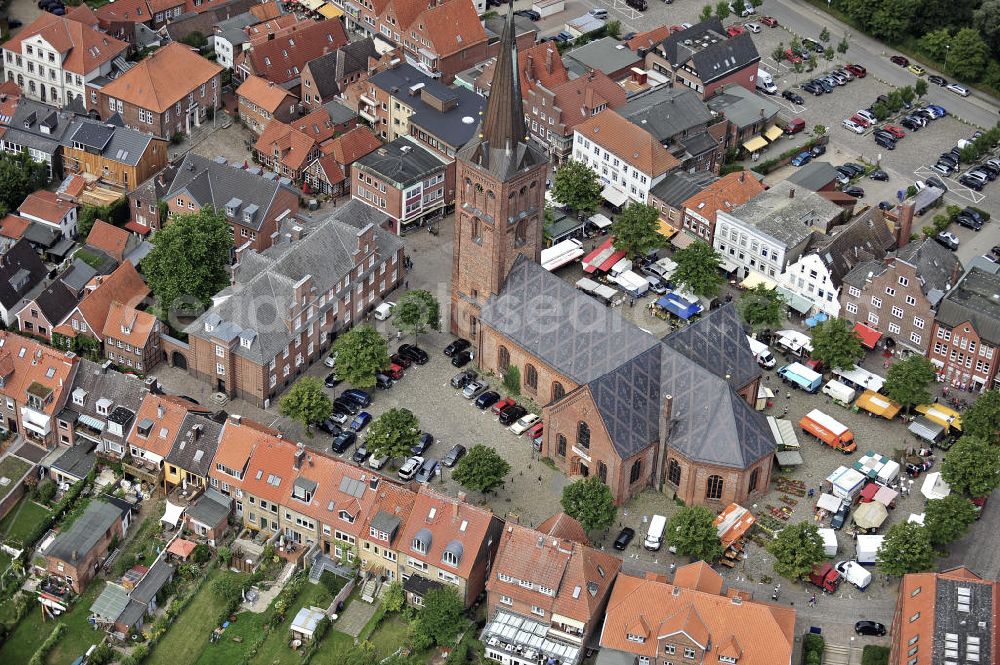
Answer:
[[908, 513, 925, 525], [161, 501, 184, 527], [920, 472, 951, 500], [816, 493, 842, 513]]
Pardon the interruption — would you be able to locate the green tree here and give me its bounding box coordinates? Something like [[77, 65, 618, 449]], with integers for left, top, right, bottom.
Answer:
[[868, 0, 917, 43], [605, 19, 622, 39], [561, 476, 616, 533], [365, 408, 421, 460], [341, 642, 378, 665], [279, 377, 332, 435], [611, 202, 662, 259], [823, 47, 835, 61], [552, 160, 602, 213], [766, 521, 825, 580], [504, 365, 521, 395], [738, 284, 784, 332], [876, 522, 935, 576], [871, 102, 890, 121], [974, 0, 1000, 51], [212, 574, 243, 605], [807, 54, 818, 71], [383, 580, 405, 613], [672, 240, 723, 298], [947, 28, 991, 81], [392, 289, 440, 341], [413, 587, 464, 647], [665, 506, 725, 562], [819, 27, 831, 42], [144, 207, 232, 315], [793, 60, 804, 74], [810, 317, 863, 370], [701, 4, 714, 21], [332, 325, 391, 388], [914, 78, 928, 97], [899, 85, 915, 105], [714, 0, 730, 19], [924, 494, 978, 548], [941, 435, 1000, 497], [772, 42, 785, 64], [963, 389, 1000, 444], [218, 546, 232, 565], [837, 36, 849, 54], [452, 444, 511, 493], [883, 356, 937, 413], [814, 124, 827, 136], [180, 31, 208, 49], [0, 151, 48, 215], [920, 28, 952, 61]]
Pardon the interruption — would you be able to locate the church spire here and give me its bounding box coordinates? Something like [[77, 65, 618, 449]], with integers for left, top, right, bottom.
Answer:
[[480, 1, 525, 153]]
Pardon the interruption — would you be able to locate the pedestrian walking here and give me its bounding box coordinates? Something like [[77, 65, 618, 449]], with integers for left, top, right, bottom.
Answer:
[[396, 331, 402, 340], [809, 594, 816, 607], [786, 391, 791, 400], [404, 280, 409, 289]]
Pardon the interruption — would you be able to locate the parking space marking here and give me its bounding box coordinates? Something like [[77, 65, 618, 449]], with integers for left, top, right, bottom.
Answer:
[[913, 166, 986, 204]]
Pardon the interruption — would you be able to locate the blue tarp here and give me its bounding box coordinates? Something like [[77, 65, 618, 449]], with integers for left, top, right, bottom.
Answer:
[[656, 293, 702, 320], [805, 312, 829, 328]]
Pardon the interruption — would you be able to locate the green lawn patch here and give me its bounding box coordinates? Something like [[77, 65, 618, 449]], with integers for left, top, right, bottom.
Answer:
[[0, 583, 102, 665], [308, 629, 356, 661], [370, 614, 409, 658], [112, 503, 165, 576], [0, 498, 51, 543], [246, 580, 335, 665], [0, 456, 30, 486]]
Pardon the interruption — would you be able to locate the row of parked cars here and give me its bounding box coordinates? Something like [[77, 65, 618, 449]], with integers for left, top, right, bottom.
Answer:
[[451, 365, 545, 443], [889, 55, 970, 96]]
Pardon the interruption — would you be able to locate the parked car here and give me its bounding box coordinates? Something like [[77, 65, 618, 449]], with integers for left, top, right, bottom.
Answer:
[[411, 432, 434, 455], [955, 213, 983, 230], [492, 397, 516, 415], [811, 144, 827, 157], [369, 451, 389, 470], [463, 379, 489, 399], [842, 119, 865, 134], [928, 74, 947, 86], [881, 124, 905, 139], [831, 502, 851, 529], [342, 389, 372, 408], [451, 350, 473, 367], [725, 25, 744, 37], [525, 421, 544, 440], [588, 7, 608, 18], [398, 456, 423, 480], [351, 411, 372, 432], [451, 369, 478, 388], [802, 38, 824, 54], [960, 207, 984, 224], [442, 444, 467, 468], [782, 90, 804, 104], [625, 0, 647, 10], [510, 413, 540, 435], [7, 18, 22, 28], [935, 231, 960, 250], [324, 372, 341, 388], [352, 444, 371, 464], [889, 55, 909, 67], [868, 169, 889, 181], [646, 275, 668, 294], [878, 201, 894, 211], [390, 352, 412, 369], [900, 116, 923, 131], [842, 162, 865, 177], [415, 458, 439, 483], [499, 405, 528, 426], [946, 83, 970, 96], [908, 64, 925, 76], [397, 344, 429, 365], [329, 409, 351, 425], [855, 621, 886, 636], [621, 31, 638, 41], [443, 338, 471, 357], [613, 527, 636, 550], [843, 185, 865, 198], [760, 15, 778, 26], [801, 80, 823, 95], [384, 363, 404, 380], [324, 352, 337, 368], [316, 418, 341, 435], [845, 63, 866, 77], [475, 390, 501, 409], [790, 151, 812, 167], [332, 430, 357, 454], [333, 397, 359, 415], [514, 8, 540, 19], [874, 133, 896, 150], [743, 22, 761, 33], [784, 49, 802, 64], [374, 373, 393, 390]]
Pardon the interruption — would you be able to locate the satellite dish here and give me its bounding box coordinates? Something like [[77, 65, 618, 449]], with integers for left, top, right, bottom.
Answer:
[[896, 190, 904, 202]]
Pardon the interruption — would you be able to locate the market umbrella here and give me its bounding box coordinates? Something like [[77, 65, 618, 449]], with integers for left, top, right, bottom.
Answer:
[[852, 501, 888, 530]]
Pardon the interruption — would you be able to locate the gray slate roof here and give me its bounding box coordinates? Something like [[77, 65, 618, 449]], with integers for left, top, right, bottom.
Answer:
[[662, 303, 758, 390], [32, 279, 79, 324], [117, 599, 146, 630], [60, 259, 100, 292], [932, 574, 995, 665], [186, 487, 231, 528], [786, 161, 840, 192], [0, 239, 47, 310], [656, 19, 760, 84], [305, 39, 380, 100], [563, 37, 641, 77], [809, 210, 896, 288], [323, 99, 357, 125], [163, 413, 224, 478], [187, 199, 402, 364], [130, 559, 174, 605], [49, 441, 97, 481], [705, 84, 780, 129], [4, 99, 74, 155], [936, 268, 1000, 346], [370, 510, 401, 539], [620, 87, 714, 142], [47, 500, 124, 564], [62, 118, 155, 167], [648, 171, 718, 207], [61, 358, 148, 445], [354, 137, 448, 189], [896, 238, 961, 299], [165, 154, 295, 232], [727, 180, 838, 248]]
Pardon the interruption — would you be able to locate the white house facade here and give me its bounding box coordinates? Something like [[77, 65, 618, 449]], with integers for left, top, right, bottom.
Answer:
[[779, 253, 841, 317]]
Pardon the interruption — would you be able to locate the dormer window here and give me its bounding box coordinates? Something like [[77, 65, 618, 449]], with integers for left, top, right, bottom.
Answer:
[[412, 528, 431, 554], [338, 509, 355, 523], [96, 398, 112, 416], [720, 657, 737, 664], [442, 540, 463, 567], [626, 634, 646, 644], [369, 527, 389, 541], [72, 388, 87, 406]]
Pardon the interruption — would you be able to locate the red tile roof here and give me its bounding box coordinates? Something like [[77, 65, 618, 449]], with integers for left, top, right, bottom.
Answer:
[[236, 75, 298, 114], [549, 71, 627, 133], [626, 25, 671, 52], [244, 19, 348, 85], [292, 108, 338, 144], [103, 301, 157, 349], [321, 126, 382, 166], [99, 42, 222, 113], [95, 0, 153, 24], [576, 109, 679, 176], [18, 190, 76, 224], [86, 219, 130, 262], [416, 0, 487, 58], [127, 394, 208, 457], [249, 0, 282, 20], [0, 331, 77, 416], [536, 512, 587, 544], [255, 120, 317, 172], [245, 14, 302, 44], [682, 170, 765, 226], [1, 12, 128, 75], [0, 215, 29, 241], [54, 261, 149, 341]]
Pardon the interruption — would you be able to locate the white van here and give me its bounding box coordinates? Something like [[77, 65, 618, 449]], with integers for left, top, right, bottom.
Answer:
[[745, 335, 776, 369], [644, 514, 667, 551], [756, 68, 777, 94], [822, 380, 857, 405], [373, 302, 395, 321]]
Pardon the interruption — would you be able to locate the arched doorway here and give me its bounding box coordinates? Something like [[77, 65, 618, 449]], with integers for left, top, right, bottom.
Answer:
[[171, 351, 188, 370]]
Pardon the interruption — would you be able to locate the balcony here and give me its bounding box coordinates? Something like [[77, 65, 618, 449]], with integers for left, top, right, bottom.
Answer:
[[124, 456, 162, 486], [359, 106, 378, 124], [359, 93, 376, 106]]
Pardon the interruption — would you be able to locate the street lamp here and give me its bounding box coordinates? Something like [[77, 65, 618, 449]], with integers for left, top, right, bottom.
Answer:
[[849, 637, 855, 665]]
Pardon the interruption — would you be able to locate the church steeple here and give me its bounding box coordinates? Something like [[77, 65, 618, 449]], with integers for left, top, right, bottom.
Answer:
[[480, 1, 525, 153]]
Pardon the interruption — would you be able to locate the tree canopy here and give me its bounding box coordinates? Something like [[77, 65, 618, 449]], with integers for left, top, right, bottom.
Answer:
[[279, 378, 332, 434], [665, 506, 724, 562], [412, 587, 465, 648], [941, 435, 1000, 497], [738, 284, 784, 332], [962, 389, 1000, 444], [672, 240, 724, 298], [924, 494, 978, 548], [766, 521, 825, 580], [883, 356, 937, 412], [392, 290, 440, 340], [332, 325, 391, 389], [143, 206, 232, 317], [551, 161, 602, 213], [876, 522, 936, 576], [611, 203, 663, 259], [0, 152, 48, 216], [365, 408, 421, 460], [810, 318, 863, 370], [560, 476, 616, 533], [452, 445, 511, 493]]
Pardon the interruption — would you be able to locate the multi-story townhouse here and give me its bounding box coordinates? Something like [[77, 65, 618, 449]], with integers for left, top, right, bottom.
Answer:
[[123, 394, 213, 487], [351, 136, 451, 235], [253, 106, 358, 182], [706, 84, 782, 155], [0, 239, 47, 327], [300, 38, 383, 111], [572, 109, 680, 209], [58, 357, 148, 452], [162, 411, 225, 492], [840, 238, 961, 356], [235, 18, 349, 87], [102, 301, 161, 374], [680, 170, 764, 245], [647, 171, 718, 240], [0, 98, 74, 179], [126, 164, 177, 233], [180, 200, 406, 406], [1, 12, 128, 108], [235, 75, 299, 135], [18, 189, 78, 239], [303, 125, 383, 197], [0, 331, 79, 448], [162, 153, 301, 254], [928, 267, 1000, 392], [16, 278, 78, 341], [482, 515, 620, 665], [396, 486, 503, 607], [60, 118, 169, 193], [356, 482, 416, 583], [93, 43, 222, 140]]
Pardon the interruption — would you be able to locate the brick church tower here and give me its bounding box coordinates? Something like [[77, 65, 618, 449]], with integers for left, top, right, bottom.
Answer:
[[450, 2, 548, 340]]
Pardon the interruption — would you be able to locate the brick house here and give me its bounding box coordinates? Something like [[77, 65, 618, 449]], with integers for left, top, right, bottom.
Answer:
[[482, 515, 620, 665], [235, 18, 349, 87], [16, 278, 77, 341], [58, 356, 149, 453], [300, 38, 382, 111], [253, 119, 321, 182], [93, 42, 223, 140], [928, 267, 1000, 392], [644, 18, 761, 100], [163, 153, 301, 253], [303, 125, 382, 197], [236, 75, 299, 135], [647, 171, 719, 239], [161, 412, 224, 492], [127, 164, 178, 233], [181, 199, 405, 406], [84, 219, 139, 265], [351, 137, 450, 235], [680, 170, 764, 244], [356, 481, 416, 585], [123, 393, 212, 486], [599, 564, 795, 665], [0, 239, 48, 326], [102, 301, 161, 373], [44, 499, 130, 592], [841, 237, 961, 356]]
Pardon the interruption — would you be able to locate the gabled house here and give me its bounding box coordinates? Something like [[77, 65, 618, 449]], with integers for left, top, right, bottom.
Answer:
[[300, 38, 382, 110], [59, 356, 149, 453], [123, 393, 212, 486], [162, 411, 225, 492], [0, 239, 48, 326], [928, 268, 1000, 391], [18, 189, 78, 238], [0, 97, 75, 179], [43, 498, 131, 592], [84, 219, 139, 266], [648, 171, 719, 237], [102, 300, 161, 373], [253, 118, 320, 182], [680, 170, 764, 245], [126, 163, 178, 233], [303, 125, 382, 197], [16, 278, 78, 341], [235, 75, 299, 135], [60, 117, 169, 192], [357, 482, 416, 584], [235, 18, 349, 88]]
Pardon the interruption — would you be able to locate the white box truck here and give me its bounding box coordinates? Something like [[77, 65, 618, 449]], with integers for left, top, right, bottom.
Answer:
[[836, 560, 872, 590], [756, 68, 777, 94], [856, 534, 885, 564], [818, 527, 838, 557], [746, 336, 776, 369], [644, 514, 667, 550]]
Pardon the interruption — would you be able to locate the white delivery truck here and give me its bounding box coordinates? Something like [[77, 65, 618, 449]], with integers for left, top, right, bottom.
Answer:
[[856, 534, 885, 564], [818, 527, 838, 557], [836, 560, 872, 590], [756, 67, 777, 94], [745, 335, 776, 369], [822, 380, 857, 405], [644, 514, 667, 551]]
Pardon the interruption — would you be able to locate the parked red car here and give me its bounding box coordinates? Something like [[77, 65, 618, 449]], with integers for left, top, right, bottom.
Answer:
[[890, 55, 909, 67], [760, 15, 778, 27], [784, 118, 805, 135], [882, 124, 905, 139], [845, 63, 867, 78], [726, 25, 745, 37], [525, 421, 544, 440], [384, 363, 405, 380], [491, 397, 515, 415], [784, 49, 802, 64], [850, 114, 872, 128]]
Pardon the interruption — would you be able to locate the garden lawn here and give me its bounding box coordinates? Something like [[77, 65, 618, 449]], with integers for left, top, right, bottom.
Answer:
[[370, 614, 410, 658], [112, 502, 165, 576], [0, 583, 101, 665], [0, 498, 51, 543], [146, 568, 246, 665], [246, 580, 335, 665]]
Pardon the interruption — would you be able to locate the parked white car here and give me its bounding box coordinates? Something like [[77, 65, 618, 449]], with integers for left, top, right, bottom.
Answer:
[[856, 109, 877, 124], [509, 413, 540, 435], [744, 22, 761, 32], [369, 451, 390, 470], [946, 83, 970, 97], [398, 456, 423, 480], [842, 119, 865, 134], [324, 351, 338, 368]]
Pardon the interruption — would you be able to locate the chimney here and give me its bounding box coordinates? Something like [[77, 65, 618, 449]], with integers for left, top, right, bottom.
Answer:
[[896, 200, 915, 248], [230, 413, 242, 425], [537, 535, 544, 547], [546, 47, 554, 73], [193, 423, 203, 439], [789, 188, 795, 199], [101, 359, 112, 374], [294, 442, 305, 469], [157, 404, 165, 419], [738, 171, 745, 183], [949, 258, 962, 287], [72, 549, 79, 561]]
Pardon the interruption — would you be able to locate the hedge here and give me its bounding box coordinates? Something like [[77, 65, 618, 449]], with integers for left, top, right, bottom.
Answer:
[[751, 136, 828, 176], [17, 468, 94, 556], [802, 632, 824, 665], [27, 622, 66, 665], [862, 645, 889, 665]]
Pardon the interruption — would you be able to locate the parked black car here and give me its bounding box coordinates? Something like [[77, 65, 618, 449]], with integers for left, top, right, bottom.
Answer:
[[514, 8, 540, 19], [374, 373, 393, 390], [782, 90, 804, 104], [333, 397, 360, 415], [855, 621, 886, 636], [324, 372, 341, 388], [442, 444, 467, 468], [831, 502, 850, 529], [955, 213, 983, 230], [397, 344, 429, 365], [390, 353, 412, 369], [843, 185, 865, 198], [928, 74, 947, 86], [341, 388, 372, 407], [316, 418, 341, 435], [613, 527, 636, 551], [411, 432, 434, 456], [959, 174, 985, 191], [475, 390, 501, 409], [451, 369, 478, 389], [332, 430, 357, 454], [811, 144, 826, 157], [352, 444, 370, 464], [451, 350, 473, 367], [498, 404, 527, 426], [868, 169, 889, 181], [443, 338, 471, 357]]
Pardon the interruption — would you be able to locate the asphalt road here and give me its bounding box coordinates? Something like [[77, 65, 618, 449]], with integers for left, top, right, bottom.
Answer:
[[940, 487, 1000, 576]]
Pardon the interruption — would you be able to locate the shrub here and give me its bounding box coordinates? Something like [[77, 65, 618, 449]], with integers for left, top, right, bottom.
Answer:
[[191, 544, 211, 563], [862, 645, 889, 665], [802, 632, 825, 665], [28, 623, 66, 665]]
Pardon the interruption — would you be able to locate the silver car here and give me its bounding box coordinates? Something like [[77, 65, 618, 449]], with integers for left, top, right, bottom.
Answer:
[[462, 380, 488, 399]]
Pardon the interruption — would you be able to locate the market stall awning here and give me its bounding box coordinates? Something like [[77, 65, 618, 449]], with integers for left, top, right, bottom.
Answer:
[[657, 220, 678, 238], [743, 135, 768, 152], [816, 493, 842, 512], [852, 501, 888, 529], [582, 237, 625, 274], [713, 503, 756, 547], [718, 258, 739, 274], [853, 322, 882, 349], [776, 286, 813, 314], [873, 485, 898, 507], [670, 231, 697, 250], [601, 184, 628, 207], [921, 472, 951, 500], [764, 125, 784, 141], [741, 272, 776, 290], [656, 293, 703, 320], [775, 449, 803, 466], [859, 482, 879, 503], [318, 2, 343, 17]]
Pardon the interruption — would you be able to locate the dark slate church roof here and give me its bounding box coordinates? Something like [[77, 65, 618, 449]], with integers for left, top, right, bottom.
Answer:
[[662, 303, 759, 390]]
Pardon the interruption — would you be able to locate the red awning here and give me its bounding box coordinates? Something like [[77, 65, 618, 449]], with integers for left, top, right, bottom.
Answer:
[[859, 482, 878, 503], [124, 221, 151, 236], [581, 237, 625, 274], [853, 322, 882, 349]]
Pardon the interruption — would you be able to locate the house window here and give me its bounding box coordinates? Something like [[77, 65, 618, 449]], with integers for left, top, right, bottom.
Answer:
[[667, 459, 681, 486], [910, 332, 922, 346], [525, 364, 537, 390], [500, 595, 512, 605], [871, 296, 882, 309], [913, 317, 924, 330], [576, 422, 590, 450], [597, 461, 607, 482], [497, 346, 510, 372], [471, 217, 481, 243], [706, 475, 724, 500], [629, 460, 641, 484], [846, 302, 858, 314], [514, 220, 527, 247], [748, 467, 760, 492], [552, 382, 564, 401], [557, 435, 566, 457]]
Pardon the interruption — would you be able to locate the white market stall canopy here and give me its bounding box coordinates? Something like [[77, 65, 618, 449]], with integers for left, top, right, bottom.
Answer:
[[920, 472, 951, 500]]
